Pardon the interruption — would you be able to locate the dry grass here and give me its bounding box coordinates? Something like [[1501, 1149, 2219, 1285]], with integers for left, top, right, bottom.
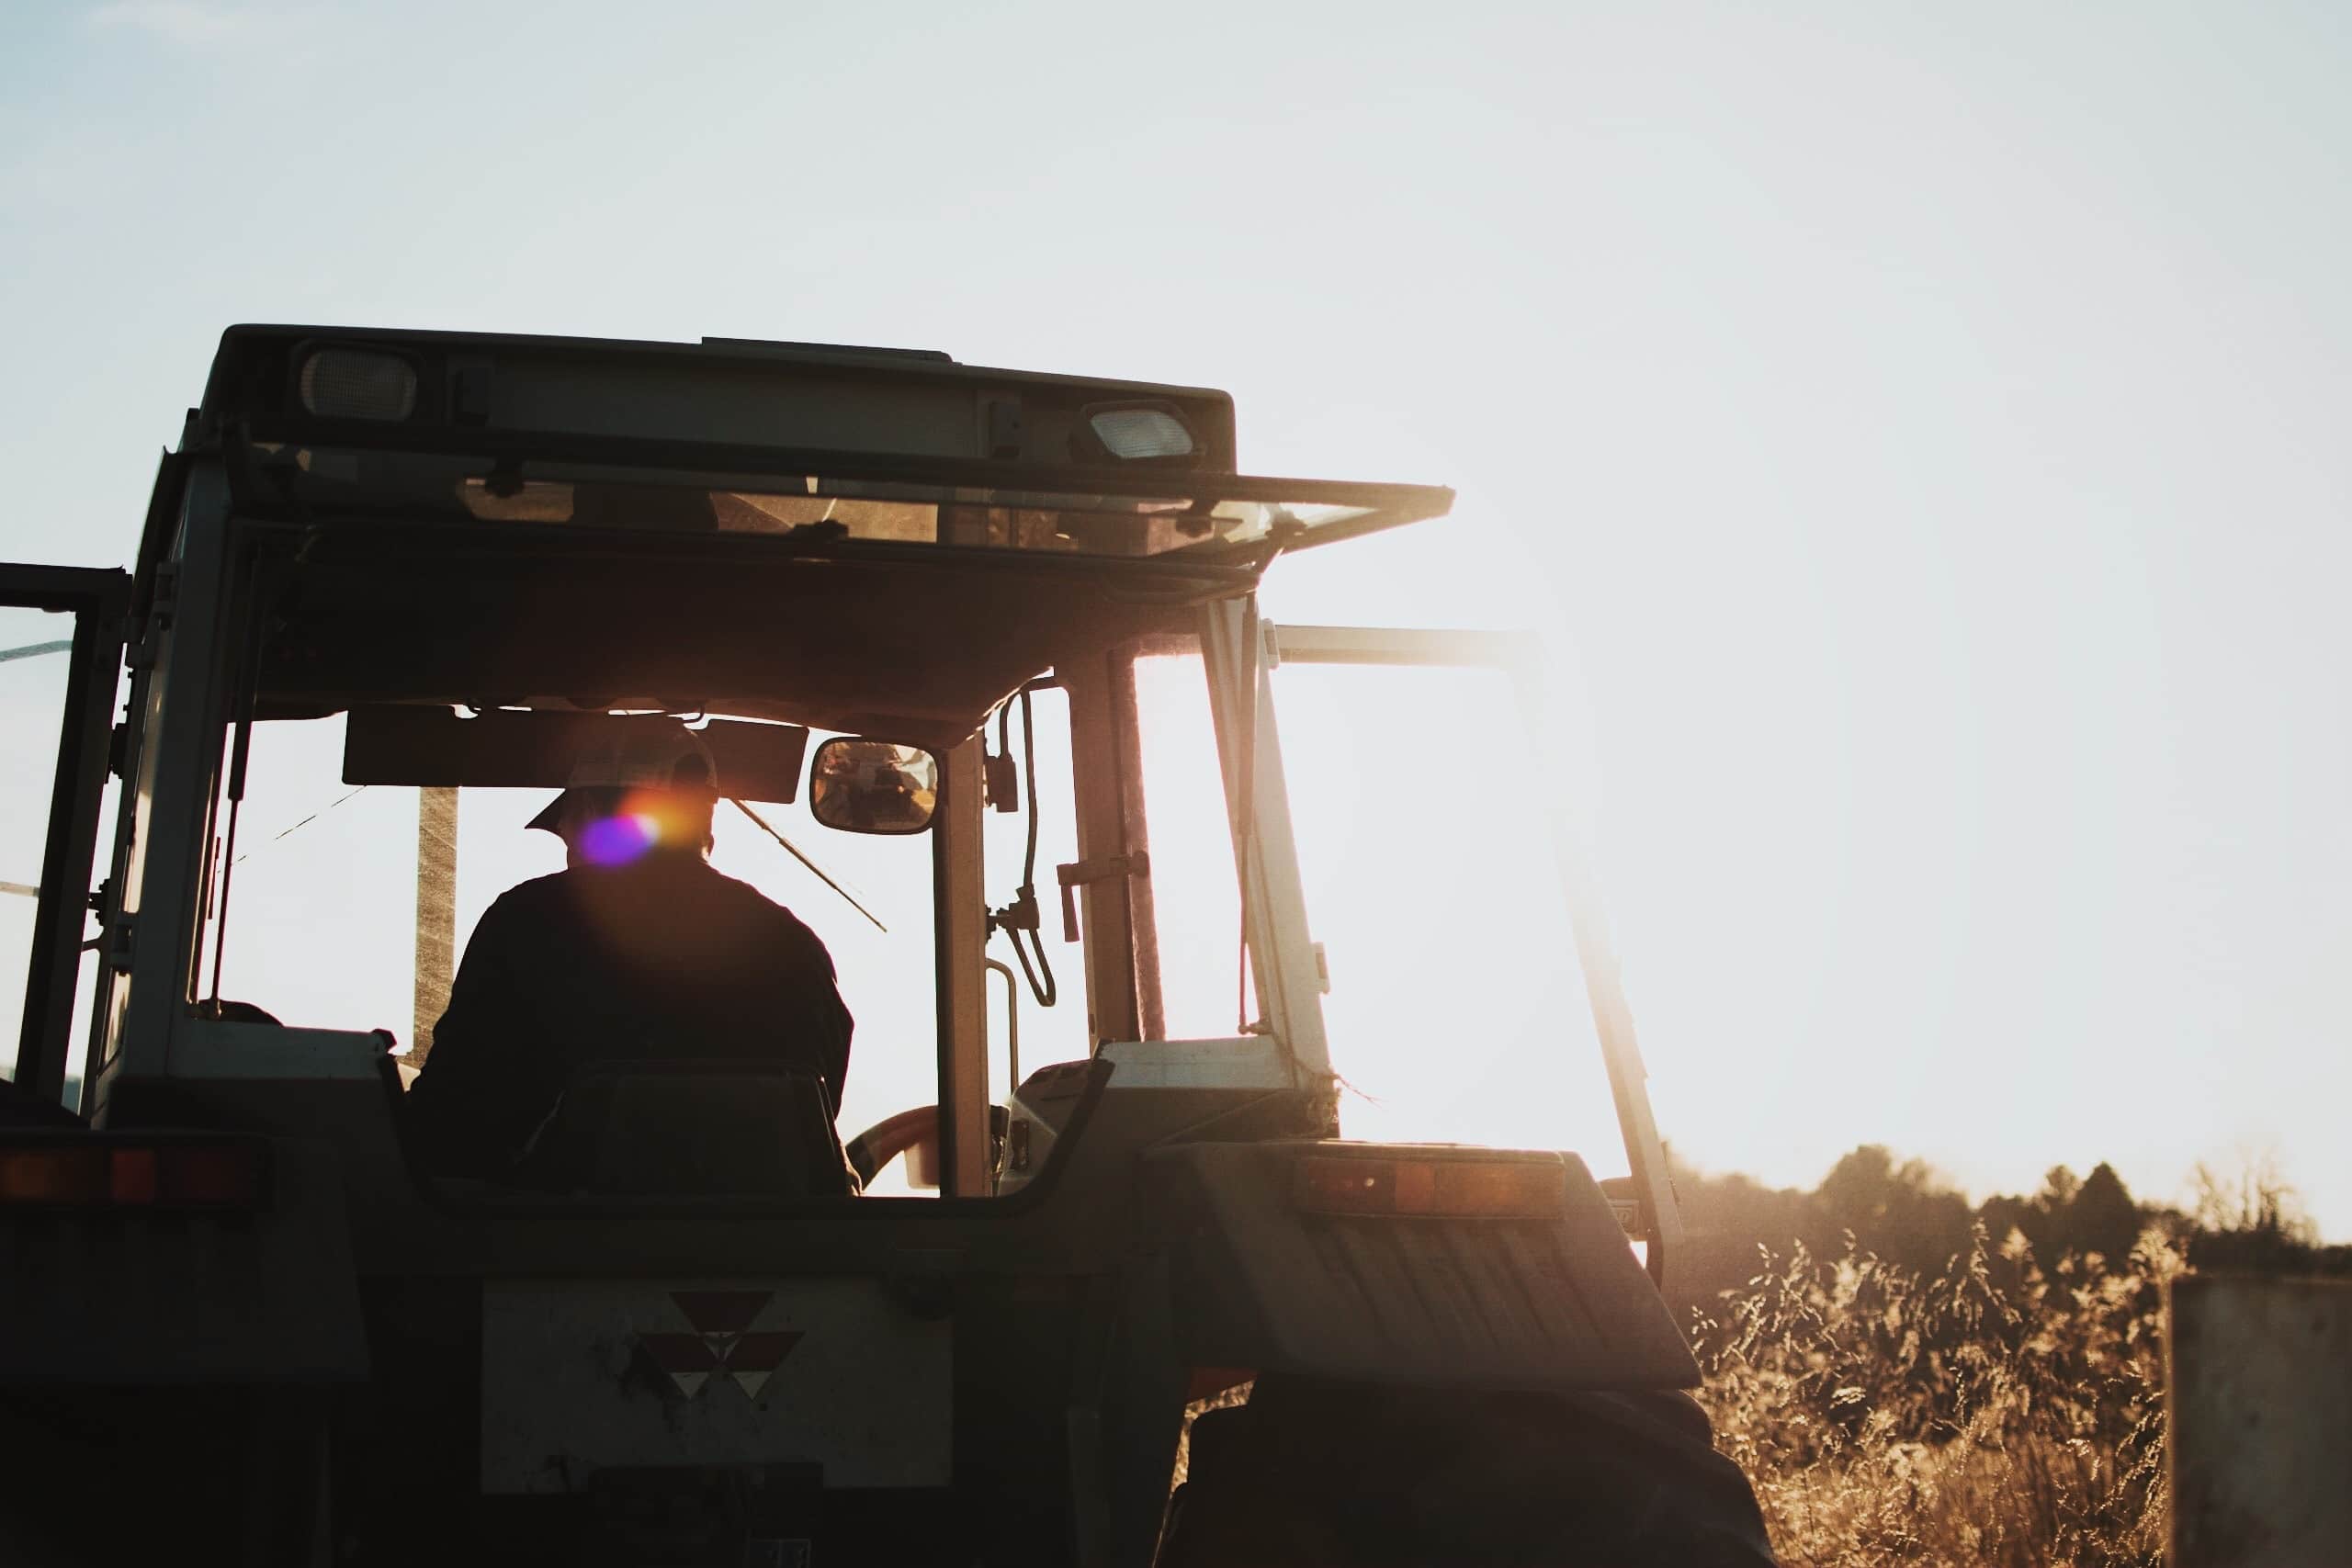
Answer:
[[1693, 1224, 2178, 1568], [1170, 1224, 2186, 1562]]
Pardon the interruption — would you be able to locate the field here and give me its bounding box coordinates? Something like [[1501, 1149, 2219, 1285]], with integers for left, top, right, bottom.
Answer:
[[1170, 1230, 2178, 1564], [1693, 1228, 2175, 1568], [1168, 1156, 2343, 1563]]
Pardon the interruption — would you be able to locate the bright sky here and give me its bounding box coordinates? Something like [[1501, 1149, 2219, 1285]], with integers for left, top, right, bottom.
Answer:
[[4, 1, 2347, 1237]]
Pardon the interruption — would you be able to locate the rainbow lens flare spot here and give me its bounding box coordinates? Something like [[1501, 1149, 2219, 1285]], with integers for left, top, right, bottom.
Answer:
[[580, 812, 660, 866]]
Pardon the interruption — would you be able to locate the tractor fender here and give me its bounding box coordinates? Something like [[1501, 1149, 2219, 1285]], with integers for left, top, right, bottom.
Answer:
[[1159, 1378, 1778, 1566], [1146, 1141, 1699, 1393], [0, 1134, 368, 1385]]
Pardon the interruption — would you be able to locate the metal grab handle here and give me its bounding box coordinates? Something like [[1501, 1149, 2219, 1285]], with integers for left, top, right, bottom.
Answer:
[[983, 957, 1020, 1089], [1054, 852, 1151, 943]]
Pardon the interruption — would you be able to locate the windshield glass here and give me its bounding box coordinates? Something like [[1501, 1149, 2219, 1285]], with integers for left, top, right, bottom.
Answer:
[[203, 715, 943, 1156], [0, 606, 73, 1081], [1130, 649, 1250, 1039], [1269, 659, 1630, 1171], [0, 605, 114, 1106]]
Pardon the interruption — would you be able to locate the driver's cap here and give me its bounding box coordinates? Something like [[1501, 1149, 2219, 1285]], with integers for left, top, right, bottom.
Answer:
[[526, 721, 718, 833]]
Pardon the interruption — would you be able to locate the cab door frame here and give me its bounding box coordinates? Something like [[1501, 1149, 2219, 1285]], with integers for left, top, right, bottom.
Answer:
[[1246, 620, 1687, 1292], [0, 565, 130, 1111]]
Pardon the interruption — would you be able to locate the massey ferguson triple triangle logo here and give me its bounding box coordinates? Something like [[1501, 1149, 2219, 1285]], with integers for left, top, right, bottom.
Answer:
[[634, 1290, 804, 1400]]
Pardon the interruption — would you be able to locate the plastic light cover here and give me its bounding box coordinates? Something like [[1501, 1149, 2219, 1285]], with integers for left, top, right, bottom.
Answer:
[[0, 1141, 268, 1207], [299, 347, 419, 421], [1292, 1155, 1566, 1218], [1087, 407, 1193, 460]]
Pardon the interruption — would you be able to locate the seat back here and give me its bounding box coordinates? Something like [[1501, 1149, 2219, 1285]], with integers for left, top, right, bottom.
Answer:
[[521, 1059, 857, 1197]]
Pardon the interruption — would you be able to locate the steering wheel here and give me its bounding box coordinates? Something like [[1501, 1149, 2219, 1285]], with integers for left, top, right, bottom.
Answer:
[[845, 1106, 941, 1188], [843, 1104, 1012, 1189]]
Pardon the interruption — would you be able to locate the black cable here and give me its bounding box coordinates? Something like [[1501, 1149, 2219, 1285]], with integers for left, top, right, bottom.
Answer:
[[987, 687, 1056, 1008]]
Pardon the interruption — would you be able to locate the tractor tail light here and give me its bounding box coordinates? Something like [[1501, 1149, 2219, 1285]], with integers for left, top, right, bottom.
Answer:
[[1292, 1154, 1566, 1218], [0, 1138, 269, 1209]]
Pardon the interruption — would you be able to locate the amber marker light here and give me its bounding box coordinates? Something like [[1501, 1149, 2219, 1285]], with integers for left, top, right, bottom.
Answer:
[[0, 1139, 269, 1209], [1292, 1154, 1566, 1218]]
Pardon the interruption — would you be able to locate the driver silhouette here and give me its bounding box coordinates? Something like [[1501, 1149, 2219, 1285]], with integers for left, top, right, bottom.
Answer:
[[402, 723, 853, 1180]]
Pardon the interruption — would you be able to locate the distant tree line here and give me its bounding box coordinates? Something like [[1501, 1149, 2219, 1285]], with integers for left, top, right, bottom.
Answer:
[[1664, 1145, 2348, 1331]]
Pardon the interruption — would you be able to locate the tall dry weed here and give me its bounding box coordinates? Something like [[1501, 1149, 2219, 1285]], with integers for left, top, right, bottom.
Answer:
[[1693, 1223, 2180, 1568]]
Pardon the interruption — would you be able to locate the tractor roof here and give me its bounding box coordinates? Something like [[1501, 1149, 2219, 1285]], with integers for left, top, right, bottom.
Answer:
[[176, 325, 1453, 748]]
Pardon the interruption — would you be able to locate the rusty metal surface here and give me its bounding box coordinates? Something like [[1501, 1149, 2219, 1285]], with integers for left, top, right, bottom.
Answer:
[[411, 784, 457, 1063], [2168, 1274, 2352, 1567]]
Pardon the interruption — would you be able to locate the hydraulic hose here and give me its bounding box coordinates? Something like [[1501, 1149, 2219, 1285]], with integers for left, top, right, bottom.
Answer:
[[988, 687, 1057, 1009]]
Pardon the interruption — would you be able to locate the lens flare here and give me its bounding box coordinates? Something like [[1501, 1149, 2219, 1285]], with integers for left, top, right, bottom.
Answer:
[[579, 811, 660, 867]]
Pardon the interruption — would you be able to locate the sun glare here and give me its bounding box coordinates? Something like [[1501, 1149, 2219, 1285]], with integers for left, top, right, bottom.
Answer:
[[1131, 649, 1630, 1173]]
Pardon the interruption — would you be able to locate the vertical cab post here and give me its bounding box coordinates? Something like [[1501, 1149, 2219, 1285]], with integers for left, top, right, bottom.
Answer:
[[1060, 649, 1143, 1049], [106, 463, 239, 1094], [1508, 655, 1688, 1289], [0, 565, 130, 1108], [1197, 597, 1332, 1103], [1106, 651, 1167, 1044], [932, 738, 990, 1195]]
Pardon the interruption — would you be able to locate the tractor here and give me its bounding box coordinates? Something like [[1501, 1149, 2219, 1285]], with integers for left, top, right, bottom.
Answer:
[[0, 325, 1774, 1564]]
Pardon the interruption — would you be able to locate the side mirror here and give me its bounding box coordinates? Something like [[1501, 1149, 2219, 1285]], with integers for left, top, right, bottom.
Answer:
[[808, 739, 941, 835]]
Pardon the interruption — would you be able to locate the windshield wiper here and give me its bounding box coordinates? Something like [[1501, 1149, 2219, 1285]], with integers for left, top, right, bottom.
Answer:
[[729, 798, 887, 933]]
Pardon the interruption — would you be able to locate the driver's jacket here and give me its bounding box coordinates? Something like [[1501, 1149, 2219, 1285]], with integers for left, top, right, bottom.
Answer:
[[402, 856, 853, 1179]]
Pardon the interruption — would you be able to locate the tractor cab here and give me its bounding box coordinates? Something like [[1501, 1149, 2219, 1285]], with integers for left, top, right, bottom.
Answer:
[[0, 327, 1755, 1568]]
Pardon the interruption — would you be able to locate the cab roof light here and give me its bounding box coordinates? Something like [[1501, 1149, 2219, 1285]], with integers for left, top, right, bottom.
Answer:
[[1074, 401, 1196, 464], [0, 1140, 269, 1209], [298, 346, 419, 421], [1293, 1154, 1566, 1219]]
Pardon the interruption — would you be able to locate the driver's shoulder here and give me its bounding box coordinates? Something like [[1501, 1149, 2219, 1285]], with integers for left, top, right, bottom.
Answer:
[[701, 868, 826, 944], [707, 868, 799, 918], [493, 870, 584, 914]]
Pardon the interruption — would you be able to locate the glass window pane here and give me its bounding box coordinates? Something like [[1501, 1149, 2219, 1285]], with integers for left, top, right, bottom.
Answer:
[[60, 786, 118, 1110], [701, 761, 936, 1146], [204, 714, 942, 1164], [209, 716, 419, 1032], [196, 674, 1244, 1193], [1272, 662, 1627, 1172], [1132, 652, 1247, 1041], [0, 606, 76, 1083]]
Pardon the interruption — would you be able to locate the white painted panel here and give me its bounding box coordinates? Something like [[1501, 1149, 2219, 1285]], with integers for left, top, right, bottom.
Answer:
[[1098, 1035, 1290, 1089], [481, 1277, 951, 1494]]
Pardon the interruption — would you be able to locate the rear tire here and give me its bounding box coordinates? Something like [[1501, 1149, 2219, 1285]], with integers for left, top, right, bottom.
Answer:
[[1157, 1376, 1776, 1567]]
